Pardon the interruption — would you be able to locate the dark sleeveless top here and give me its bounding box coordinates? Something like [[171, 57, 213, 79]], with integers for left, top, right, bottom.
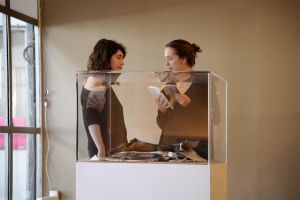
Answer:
[[157, 78, 208, 159], [81, 87, 127, 158]]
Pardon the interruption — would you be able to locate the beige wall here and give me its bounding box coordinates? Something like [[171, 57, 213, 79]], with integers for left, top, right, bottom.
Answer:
[[43, 0, 300, 199]]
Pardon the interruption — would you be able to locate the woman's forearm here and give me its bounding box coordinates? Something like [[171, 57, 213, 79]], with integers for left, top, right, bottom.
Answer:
[[88, 124, 106, 157]]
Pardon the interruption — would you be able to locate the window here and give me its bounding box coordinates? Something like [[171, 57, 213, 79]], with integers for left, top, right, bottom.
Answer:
[[0, 2, 40, 200]]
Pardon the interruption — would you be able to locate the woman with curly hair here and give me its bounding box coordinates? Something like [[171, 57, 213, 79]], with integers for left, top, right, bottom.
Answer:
[[81, 39, 127, 159]]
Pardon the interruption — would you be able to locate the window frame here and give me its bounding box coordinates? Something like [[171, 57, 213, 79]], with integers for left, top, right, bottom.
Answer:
[[0, 0, 41, 200], [0, 1, 38, 26]]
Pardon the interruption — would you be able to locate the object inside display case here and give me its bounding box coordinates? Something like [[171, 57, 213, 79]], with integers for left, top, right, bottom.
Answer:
[[76, 71, 227, 164]]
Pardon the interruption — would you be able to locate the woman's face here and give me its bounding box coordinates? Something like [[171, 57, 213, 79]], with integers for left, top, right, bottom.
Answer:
[[110, 50, 124, 71], [164, 47, 190, 71]]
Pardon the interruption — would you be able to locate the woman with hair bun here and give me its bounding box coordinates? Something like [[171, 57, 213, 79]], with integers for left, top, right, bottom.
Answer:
[[156, 39, 208, 159]]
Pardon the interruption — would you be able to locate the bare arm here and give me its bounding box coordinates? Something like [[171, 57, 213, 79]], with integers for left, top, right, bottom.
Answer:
[[88, 124, 106, 158], [156, 94, 170, 113], [174, 93, 191, 107]]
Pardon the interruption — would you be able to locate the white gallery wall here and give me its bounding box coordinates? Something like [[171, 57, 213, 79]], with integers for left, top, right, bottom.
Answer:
[[43, 0, 300, 199]]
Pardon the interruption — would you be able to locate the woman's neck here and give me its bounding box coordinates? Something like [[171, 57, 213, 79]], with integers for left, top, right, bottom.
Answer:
[[176, 66, 192, 81]]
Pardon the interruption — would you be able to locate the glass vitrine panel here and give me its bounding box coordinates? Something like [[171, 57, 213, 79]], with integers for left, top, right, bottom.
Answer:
[[76, 71, 227, 164], [209, 73, 227, 163]]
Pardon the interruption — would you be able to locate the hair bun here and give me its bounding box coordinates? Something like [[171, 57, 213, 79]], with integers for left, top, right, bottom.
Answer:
[[191, 43, 202, 53]]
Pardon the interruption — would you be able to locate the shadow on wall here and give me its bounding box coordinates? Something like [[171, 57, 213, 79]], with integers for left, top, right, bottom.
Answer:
[[44, 1, 202, 27]]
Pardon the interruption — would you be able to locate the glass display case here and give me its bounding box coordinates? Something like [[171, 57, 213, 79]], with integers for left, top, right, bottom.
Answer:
[[76, 70, 227, 200], [76, 71, 227, 164]]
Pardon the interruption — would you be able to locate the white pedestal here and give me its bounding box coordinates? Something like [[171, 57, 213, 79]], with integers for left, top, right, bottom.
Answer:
[[76, 162, 227, 200]]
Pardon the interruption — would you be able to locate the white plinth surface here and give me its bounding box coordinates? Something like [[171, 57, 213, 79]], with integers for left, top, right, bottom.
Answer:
[[76, 162, 211, 200]]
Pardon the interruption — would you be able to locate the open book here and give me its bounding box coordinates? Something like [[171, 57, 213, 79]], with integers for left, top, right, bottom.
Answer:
[[148, 84, 179, 108]]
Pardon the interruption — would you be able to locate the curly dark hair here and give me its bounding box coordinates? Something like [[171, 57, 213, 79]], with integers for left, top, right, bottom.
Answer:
[[166, 39, 202, 67], [87, 39, 126, 71]]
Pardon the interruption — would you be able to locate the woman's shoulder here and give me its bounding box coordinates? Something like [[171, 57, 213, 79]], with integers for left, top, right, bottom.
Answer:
[[84, 75, 106, 90]]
